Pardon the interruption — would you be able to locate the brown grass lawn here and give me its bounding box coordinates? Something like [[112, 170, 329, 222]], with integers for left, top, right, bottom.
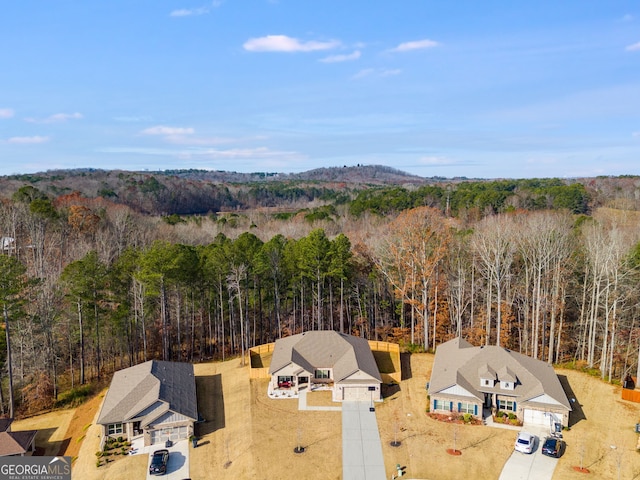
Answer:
[[13, 353, 640, 479]]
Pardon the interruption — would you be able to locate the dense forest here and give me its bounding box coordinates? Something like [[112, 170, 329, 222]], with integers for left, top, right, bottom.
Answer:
[[1, 166, 640, 419]]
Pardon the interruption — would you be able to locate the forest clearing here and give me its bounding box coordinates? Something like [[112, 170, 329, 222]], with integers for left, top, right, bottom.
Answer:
[[10, 352, 640, 479]]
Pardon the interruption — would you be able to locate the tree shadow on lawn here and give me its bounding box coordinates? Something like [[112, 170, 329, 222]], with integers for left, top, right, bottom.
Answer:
[[196, 374, 225, 436], [558, 374, 586, 427]]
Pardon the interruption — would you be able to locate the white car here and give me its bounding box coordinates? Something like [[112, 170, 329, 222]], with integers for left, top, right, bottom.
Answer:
[[514, 432, 536, 454]]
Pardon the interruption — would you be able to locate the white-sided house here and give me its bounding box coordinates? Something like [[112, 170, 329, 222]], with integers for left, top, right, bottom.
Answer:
[[428, 338, 571, 428], [97, 360, 198, 446], [269, 330, 382, 402]]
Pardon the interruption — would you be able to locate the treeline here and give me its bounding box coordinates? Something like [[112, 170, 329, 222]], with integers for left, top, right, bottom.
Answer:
[[349, 179, 591, 217], [1, 169, 614, 218], [0, 178, 639, 419]]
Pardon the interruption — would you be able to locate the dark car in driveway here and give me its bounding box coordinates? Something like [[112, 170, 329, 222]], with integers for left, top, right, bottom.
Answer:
[[541, 437, 564, 458], [149, 449, 169, 475]]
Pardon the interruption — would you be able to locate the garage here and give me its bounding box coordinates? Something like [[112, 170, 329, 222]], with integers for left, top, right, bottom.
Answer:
[[523, 408, 548, 426], [149, 425, 188, 445], [342, 385, 376, 401]]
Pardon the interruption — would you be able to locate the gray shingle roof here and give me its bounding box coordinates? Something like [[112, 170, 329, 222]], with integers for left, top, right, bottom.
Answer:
[[269, 331, 382, 382], [428, 338, 571, 410], [97, 360, 197, 425]]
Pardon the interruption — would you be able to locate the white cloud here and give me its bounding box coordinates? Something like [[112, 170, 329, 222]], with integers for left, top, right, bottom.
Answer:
[[0, 108, 14, 119], [141, 126, 195, 136], [170, 1, 222, 17], [352, 68, 375, 79], [390, 38, 439, 52], [243, 35, 340, 52], [380, 69, 402, 77], [626, 41, 640, 51], [621, 14, 634, 22], [26, 112, 83, 124], [633, 131, 640, 137], [7, 136, 50, 144], [319, 50, 361, 63]]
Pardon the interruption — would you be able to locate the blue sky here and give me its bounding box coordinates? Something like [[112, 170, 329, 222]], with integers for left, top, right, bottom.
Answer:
[[1, 1, 639, 179]]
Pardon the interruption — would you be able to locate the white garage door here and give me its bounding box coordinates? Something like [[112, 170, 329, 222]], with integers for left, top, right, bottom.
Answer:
[[149, 426, 188, 445], [523, 409, 547, 426], [342, 386, 374, 401]]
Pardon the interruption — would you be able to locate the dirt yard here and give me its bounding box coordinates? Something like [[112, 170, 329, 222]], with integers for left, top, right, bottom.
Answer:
[[13, 353, 640, 479]]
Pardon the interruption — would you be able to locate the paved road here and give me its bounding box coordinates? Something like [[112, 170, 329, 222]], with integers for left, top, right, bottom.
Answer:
[[342, 401, 386, 480], [498, 426, 560, 480]]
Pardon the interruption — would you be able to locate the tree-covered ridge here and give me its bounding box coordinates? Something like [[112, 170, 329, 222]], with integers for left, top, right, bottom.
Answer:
[[2, 167, 626, 219], [350, 179, 591, 217]]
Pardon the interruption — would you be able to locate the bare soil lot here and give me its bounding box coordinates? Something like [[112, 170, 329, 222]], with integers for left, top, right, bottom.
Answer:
[[15, 353, 640, 479]]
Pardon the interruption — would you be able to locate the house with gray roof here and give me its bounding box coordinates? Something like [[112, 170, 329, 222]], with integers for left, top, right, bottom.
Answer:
[[428, 338, 571, 427], [97, 360, 198, 446], [269, 330, 382, 402], [0, 419, 37, 457]]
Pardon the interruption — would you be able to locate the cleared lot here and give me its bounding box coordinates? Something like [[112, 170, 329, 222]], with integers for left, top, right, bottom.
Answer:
[[13, 352, 640, 479]]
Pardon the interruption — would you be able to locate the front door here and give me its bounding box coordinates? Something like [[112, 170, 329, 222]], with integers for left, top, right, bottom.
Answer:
[[484, 393, 492, 408]]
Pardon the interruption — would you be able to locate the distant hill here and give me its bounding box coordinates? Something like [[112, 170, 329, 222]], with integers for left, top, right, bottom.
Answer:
[[0, 166, 637, 217]]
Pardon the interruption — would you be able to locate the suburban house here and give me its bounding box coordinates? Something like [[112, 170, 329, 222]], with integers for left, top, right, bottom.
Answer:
[[428, 338, 571, 427], [97, 360, 198, 446], [268, 330, 382, 402], [0, 418, 37, 457]]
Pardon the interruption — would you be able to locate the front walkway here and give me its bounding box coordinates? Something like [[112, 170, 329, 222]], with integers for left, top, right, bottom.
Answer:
[[342, 402, 386, 480]]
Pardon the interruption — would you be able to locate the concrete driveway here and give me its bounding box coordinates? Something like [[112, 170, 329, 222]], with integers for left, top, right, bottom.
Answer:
[[146, 440, 190, 480], [498, 426, 560, 480], [342, 401, 386, 480]]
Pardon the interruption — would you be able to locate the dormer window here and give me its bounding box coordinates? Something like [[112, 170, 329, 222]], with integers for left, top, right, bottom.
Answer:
[[501, 381, 514, 390], [479, 364, 497, 388]]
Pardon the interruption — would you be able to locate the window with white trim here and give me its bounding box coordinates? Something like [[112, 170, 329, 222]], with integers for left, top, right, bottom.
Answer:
[[314, 369, 330, 379], [498, 399, 516, 411], [433, 399, 451, 411], [107, 423, 124, 435], [458, 402, 475, 414]]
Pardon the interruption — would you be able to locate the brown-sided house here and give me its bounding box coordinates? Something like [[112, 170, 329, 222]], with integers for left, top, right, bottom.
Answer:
[[269, 330, 382, 402], [97, 360, 197, 446], [428, 338, 571, 427]]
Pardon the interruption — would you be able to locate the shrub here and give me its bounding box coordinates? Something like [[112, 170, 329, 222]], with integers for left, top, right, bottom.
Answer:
[[508, 412, 517, 420], [462, 413, 473, 424]]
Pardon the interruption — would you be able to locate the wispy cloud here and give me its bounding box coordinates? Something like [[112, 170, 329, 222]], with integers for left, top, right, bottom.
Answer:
[[621, 14, 634, 22], [7, 136, 50, 144], [114, 115, 153, 123], [99, 145, 301, 161], [352, 68, 401, 79], [170, 1, 222, 17], [633, 131, 640, 137], [380, 69, 402, 77], [26, 112, 83, 124], [626, 41, 640, 51], [0, 108, 14, 119], [389, 38, 439, 52], [243, 35, 340, 52], [141, 126, 195, 136], [417, 155, 456, 166], [319, 50, 361, 63]]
